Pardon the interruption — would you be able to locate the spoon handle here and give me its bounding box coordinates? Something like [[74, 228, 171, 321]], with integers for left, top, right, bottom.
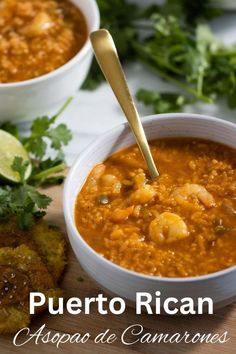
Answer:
[[90, 29, 159, 179]]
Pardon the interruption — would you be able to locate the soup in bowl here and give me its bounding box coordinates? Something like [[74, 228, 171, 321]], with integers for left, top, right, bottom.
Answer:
[[63, 114, 236, 308], [0, 0, 88, 83], [0, 0, 100, 121]]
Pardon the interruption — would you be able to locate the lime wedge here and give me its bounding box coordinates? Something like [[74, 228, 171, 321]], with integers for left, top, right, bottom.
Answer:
[[0, 129, 32, 183]]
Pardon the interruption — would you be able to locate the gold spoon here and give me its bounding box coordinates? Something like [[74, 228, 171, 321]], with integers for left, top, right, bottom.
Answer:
[[90, 29, 159, 179]]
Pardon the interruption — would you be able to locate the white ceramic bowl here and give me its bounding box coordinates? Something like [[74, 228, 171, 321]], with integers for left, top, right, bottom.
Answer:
[[0, 0, 100, 122], [64, 113, 236, 309]]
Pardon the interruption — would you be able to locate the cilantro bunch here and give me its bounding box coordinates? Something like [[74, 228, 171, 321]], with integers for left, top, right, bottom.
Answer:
[[0, 99, 72, 229], [84, 0, 236, 116], [136, 15, 236, 109]]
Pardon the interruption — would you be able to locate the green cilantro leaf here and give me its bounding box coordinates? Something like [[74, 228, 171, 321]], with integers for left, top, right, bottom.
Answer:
[[137, 89, 189, 114], [46, 124, 72, 151], [11, 157, 30, 183]]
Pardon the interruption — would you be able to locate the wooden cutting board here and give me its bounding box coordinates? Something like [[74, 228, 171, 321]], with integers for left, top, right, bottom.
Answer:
[[1, 183, 236, 354]]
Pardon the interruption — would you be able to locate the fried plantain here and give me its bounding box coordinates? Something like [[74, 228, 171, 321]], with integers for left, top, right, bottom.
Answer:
[[0, 219, 66, 281], [0, 245, 62, 334]]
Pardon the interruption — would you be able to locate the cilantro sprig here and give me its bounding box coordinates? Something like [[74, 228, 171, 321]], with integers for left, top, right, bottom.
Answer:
[[0, 157, 52, 229], [0, 99, 72, 229], [22, 98, 72, 159]]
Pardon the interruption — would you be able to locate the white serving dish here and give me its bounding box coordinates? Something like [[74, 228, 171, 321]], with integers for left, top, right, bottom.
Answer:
[[0, 0, 100, 122], [63, 113, 236, 309]]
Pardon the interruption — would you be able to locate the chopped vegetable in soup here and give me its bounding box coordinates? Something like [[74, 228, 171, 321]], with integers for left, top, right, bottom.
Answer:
[[0, 0, 87, 83], [75, 138, 236, 277]]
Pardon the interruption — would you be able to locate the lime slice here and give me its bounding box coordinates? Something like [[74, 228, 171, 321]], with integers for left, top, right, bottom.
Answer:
[[0, 129, 32, 183]]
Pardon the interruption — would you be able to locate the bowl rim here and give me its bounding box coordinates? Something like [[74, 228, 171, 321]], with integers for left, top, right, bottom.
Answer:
[[64, 113, 236, 283], [0, 0, 100, 89]]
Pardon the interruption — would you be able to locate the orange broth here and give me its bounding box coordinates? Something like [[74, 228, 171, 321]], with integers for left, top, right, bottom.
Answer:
[[75, 138, 236, 277]]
